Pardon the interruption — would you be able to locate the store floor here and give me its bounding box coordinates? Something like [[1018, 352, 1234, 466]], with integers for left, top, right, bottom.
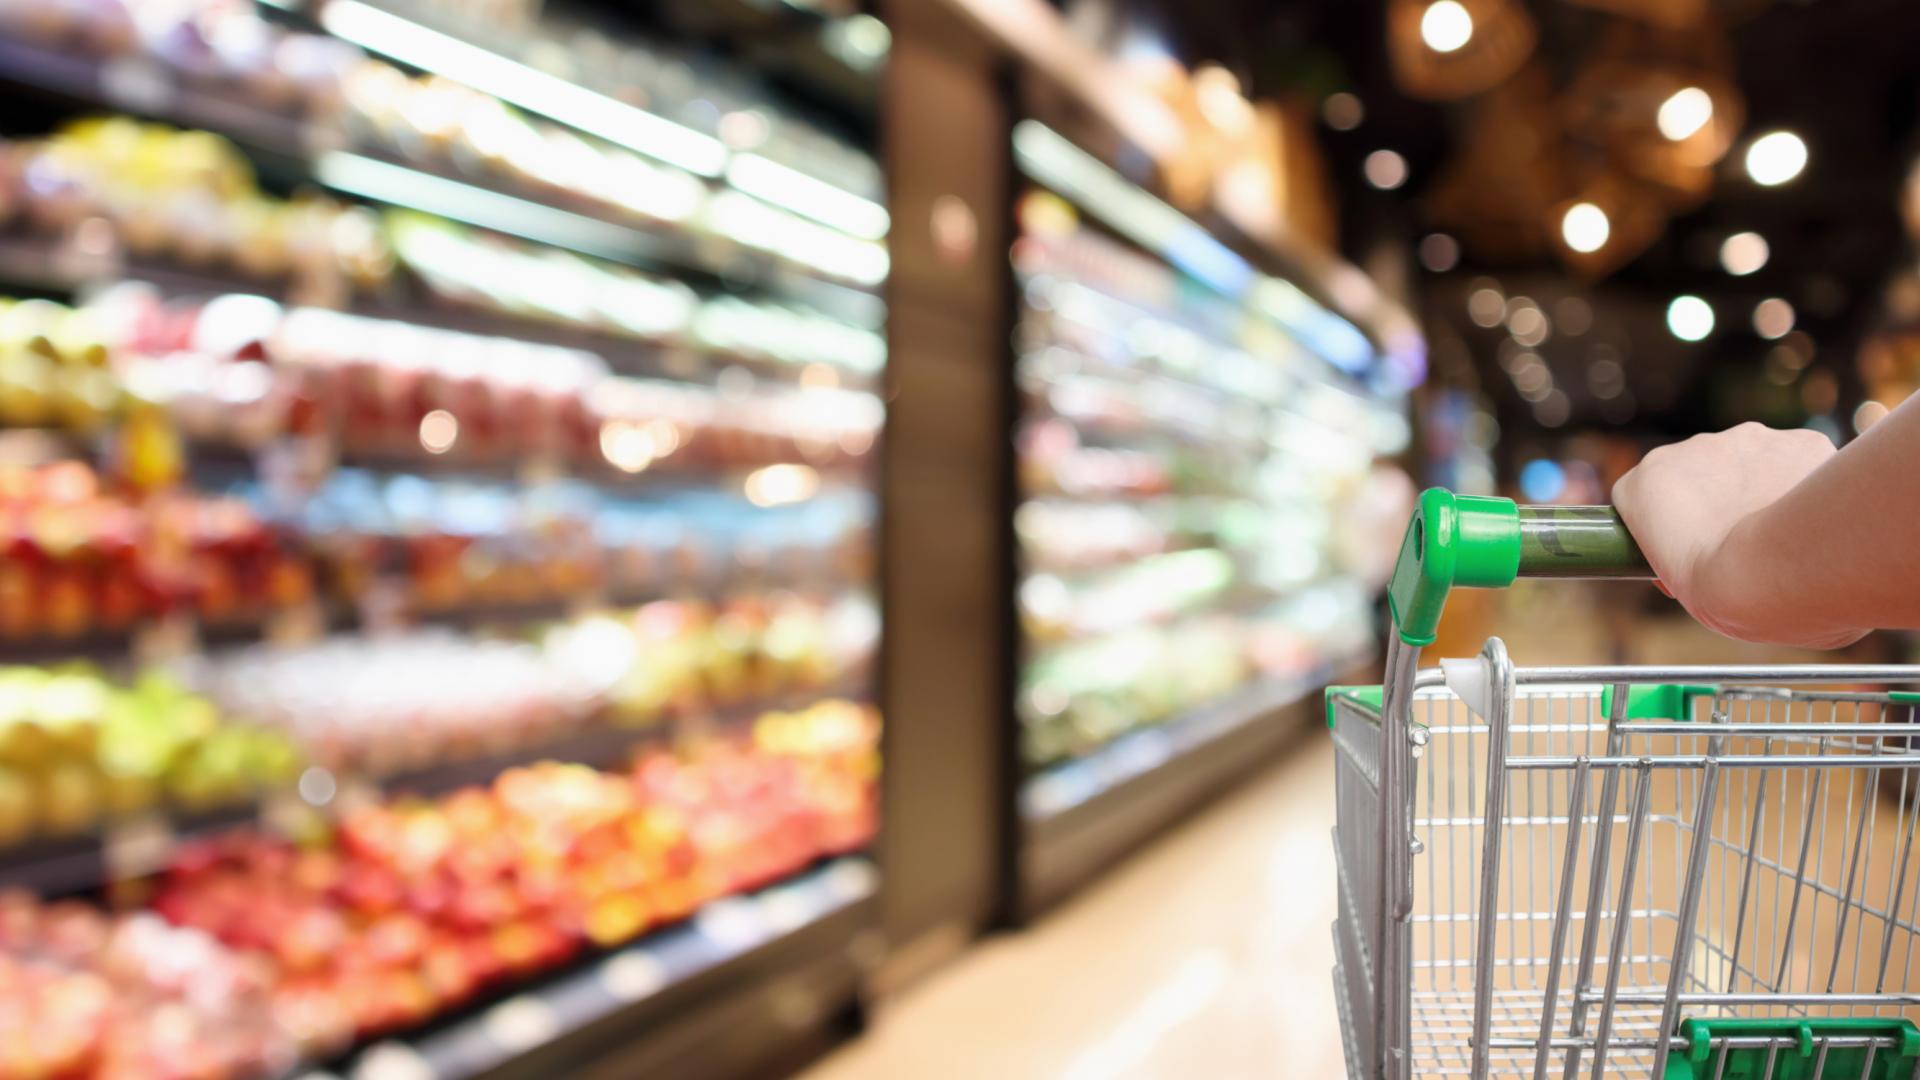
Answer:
[[806, 730, 1344, 1080]]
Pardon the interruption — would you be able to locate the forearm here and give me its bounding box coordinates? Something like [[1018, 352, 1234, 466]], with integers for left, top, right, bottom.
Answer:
[[1704, 395, 1920, 640]]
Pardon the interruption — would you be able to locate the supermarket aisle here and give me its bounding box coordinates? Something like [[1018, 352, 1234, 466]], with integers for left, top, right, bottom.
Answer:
[[808, 733, 1341, 1080]]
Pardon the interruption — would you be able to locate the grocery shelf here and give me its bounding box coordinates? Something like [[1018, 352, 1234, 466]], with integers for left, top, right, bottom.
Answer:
[[309, 856, 878, 1080], [379, 680, 873, 798], [0, 227, 872, 392], [0, 681, 870, 895], [0, 37, 882, 314], [1008, 668, 1334, 922], [0, 803, 257, 897]]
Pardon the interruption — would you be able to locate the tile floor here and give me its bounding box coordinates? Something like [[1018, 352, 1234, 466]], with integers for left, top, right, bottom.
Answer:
[[806, 731, 1345, 1080]]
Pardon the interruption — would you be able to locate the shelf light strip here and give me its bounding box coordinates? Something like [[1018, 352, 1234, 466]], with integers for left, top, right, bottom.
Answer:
[[725, 153, 889, 240], [314, 150, 658, 266], [319, 0, 729, 178], [1011, 120, 1375, 375]]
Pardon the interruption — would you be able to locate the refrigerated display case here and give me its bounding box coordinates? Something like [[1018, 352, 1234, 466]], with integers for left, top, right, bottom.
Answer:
[[0, 0, 886, 1076], [1003, 118, 1414, 917]]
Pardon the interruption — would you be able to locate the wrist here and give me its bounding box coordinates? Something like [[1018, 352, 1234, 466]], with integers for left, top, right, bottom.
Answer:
[[1691, 517, 1774, 640]]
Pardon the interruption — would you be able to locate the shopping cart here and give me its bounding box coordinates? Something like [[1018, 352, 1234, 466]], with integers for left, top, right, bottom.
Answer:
[[1332, 489, 1920, 1080]]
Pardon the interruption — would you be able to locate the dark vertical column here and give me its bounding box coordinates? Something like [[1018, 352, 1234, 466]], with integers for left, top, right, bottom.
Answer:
[[874, 0, 1014, 990]]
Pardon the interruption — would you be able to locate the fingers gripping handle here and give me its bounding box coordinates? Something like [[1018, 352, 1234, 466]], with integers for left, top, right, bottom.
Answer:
[[1387, 489, 1652, 646]]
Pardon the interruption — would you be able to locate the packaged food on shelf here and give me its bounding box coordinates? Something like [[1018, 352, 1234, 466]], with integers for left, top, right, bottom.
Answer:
[[40, 285, 881, 475], [1011, 184, 1396, 773], [0, 0, 362, 116], [339, 66, 710, 230], [0, 662, 301, 845], [5, 119, 392, 290]]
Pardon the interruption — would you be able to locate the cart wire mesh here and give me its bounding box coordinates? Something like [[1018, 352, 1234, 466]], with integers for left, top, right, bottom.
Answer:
[[1332, 641, 1920, 1080]]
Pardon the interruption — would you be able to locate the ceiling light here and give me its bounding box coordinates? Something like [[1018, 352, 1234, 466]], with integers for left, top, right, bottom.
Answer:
[[1322, 92, 1364, 131], [1418, 233, 1459, 272], [1753, 297, 1795, 339], [1363, 149, 1408, 190], [320, 0, 726, 176], [1560, 202, 1610, 253], [1467, 287, 1505, 327], [1667, 295, 1714, 341], [1420, 1, 1474, 53], [1719, 232, 1769, 276], [1745, 131, 1808, 186], [1656, 87, 1714, 141]]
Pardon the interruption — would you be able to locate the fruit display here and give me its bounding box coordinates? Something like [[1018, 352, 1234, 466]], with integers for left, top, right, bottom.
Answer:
[[550, 592, 879, 724], [0, 898, 297, 1080], [6, 119, 392, 289], [146, 701, 879, 1048], [0, 2, 889, 1072], [197, 631, 610, 777], [189, 591, 877, 776], [0, 663, 302, 846], [0, 297, 124, 433], [0, 461, 318, 640], [0, 701, 875, 1071], [1012, 190, 1398, 772]]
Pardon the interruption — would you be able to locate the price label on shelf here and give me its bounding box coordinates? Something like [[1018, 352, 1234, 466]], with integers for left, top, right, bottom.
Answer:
[[359, 579, 410, 635], [658, 347, 704, 381], [598, 949, 669, 1002], [133, 613, 200, 667], [693, 897, 765, 950], [100, 58, 174, 112], [103, 814, 176, 881], [267, 600, 328, 648], [299, 122, 348, 157], [352, 1043, 434, 1080], [482, 995, 559, 1053]]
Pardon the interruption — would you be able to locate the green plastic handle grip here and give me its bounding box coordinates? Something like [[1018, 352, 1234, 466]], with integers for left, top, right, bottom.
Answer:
[[1387, 489, 1652, 646]]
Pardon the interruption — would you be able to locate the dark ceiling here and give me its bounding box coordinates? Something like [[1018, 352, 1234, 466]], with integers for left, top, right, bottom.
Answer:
[[1081, 0, 1920, 442]]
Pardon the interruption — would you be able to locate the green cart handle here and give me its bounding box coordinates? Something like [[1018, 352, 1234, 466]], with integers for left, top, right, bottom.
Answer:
[[1388, 488, 1653, 646]]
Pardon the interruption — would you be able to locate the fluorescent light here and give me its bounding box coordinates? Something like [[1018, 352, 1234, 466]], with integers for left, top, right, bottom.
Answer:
[[1666, 295, 1714, 341], [1719, 232, 1768, 276], [725, 154, 889, 239], [315, 151, 651, 264], [1560, 202, 1610, 253], [1013, 120, 1250, 297], [1656, 87, 1713, 141], [1745, 131, 1807, 186], [1420, 0, 1474, 53], [319, 0, 727, 177]]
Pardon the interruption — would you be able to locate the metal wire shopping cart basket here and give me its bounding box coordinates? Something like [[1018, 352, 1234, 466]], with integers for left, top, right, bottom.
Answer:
[[1332, 490, 1920, 1080]]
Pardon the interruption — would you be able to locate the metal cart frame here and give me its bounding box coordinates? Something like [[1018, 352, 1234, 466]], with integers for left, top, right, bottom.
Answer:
[[1333, 490, 1920, 1080]]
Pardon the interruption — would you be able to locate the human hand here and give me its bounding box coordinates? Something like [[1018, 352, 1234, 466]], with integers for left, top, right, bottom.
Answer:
[[1611, 422, 1864, 648]]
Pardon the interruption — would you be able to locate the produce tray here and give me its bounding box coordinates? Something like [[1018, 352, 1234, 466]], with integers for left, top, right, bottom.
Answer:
[[300, 856, 879, 1080], [0, 682, 872, 895]]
